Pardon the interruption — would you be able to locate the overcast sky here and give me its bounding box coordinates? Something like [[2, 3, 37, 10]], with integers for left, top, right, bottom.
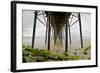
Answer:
[[22, 10, 91, 40]]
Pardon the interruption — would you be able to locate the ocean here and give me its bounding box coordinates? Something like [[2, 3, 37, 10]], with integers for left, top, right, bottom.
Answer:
[[22, 36, 90, 50]]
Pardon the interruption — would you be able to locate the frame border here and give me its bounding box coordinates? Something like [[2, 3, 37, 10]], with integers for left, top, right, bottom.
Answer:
[[11, 1, 98, 72]]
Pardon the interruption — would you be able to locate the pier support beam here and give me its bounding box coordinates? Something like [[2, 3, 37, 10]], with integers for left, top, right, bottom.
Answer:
[[65, 13, 68, 52], [47, 12, 51, 50], [68, 20, 72, 44], [45, 23, 48, 45], [32, 11, 37, 48], [78, 13, 83, 48]]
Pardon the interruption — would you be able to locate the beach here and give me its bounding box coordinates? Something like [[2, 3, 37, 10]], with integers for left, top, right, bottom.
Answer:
[[22, 36, 91, 60]]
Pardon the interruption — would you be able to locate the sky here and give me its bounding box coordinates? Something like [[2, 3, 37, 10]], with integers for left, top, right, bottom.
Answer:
[[22, 10, 91, 39]]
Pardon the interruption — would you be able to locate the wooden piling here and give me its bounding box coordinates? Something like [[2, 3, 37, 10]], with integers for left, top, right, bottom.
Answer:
[[78, 13, 83, 48], [32, 11, 37, 48], [68, 20, 72, 44], [65, 13, 68, 51], [45, 23, 48, 45], [47, 12, 51, 50]]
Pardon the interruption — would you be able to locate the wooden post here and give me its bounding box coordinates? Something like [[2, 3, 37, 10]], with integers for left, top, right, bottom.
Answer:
[[45, 23, 48, 45], [78, 13, 83, 48], [68, 20, 72, 44], [60, 31, 63, 44], [54, 31, 56, 44], [47, 12, 51, 50], [65, 13, 68, 51], [32, 11, 37, 48]]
